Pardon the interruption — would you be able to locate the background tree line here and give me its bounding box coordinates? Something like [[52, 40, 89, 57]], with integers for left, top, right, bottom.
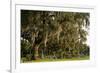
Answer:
[[21, 10, 90, 62]]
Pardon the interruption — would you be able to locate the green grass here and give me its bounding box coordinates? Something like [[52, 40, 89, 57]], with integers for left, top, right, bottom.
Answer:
[[21, 56, 89, 63]]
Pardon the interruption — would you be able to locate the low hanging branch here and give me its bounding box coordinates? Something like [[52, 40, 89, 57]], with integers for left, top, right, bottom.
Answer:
[[56, 25, 62, 42], [44, 32, 48, 47]]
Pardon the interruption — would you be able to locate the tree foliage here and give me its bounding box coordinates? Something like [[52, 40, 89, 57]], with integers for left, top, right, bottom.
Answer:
[[21, 10, 90, 62]]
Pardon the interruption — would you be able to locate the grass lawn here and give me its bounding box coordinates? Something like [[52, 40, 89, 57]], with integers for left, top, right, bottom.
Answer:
[[21, 56, 89, 63]]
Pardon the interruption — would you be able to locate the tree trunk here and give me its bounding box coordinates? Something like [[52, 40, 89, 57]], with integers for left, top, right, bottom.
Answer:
[[77, 48, 80, 58], [41, 49, 44, 59], [34, 45, 39, 60], [68, 48, 72, 58]]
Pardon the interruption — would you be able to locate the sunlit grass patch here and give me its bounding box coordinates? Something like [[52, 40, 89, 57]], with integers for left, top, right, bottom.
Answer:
[[21, 56, 89, 63]]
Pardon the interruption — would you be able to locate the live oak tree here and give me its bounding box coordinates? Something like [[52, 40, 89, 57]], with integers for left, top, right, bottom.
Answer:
[[21, 10, 90, 61]]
